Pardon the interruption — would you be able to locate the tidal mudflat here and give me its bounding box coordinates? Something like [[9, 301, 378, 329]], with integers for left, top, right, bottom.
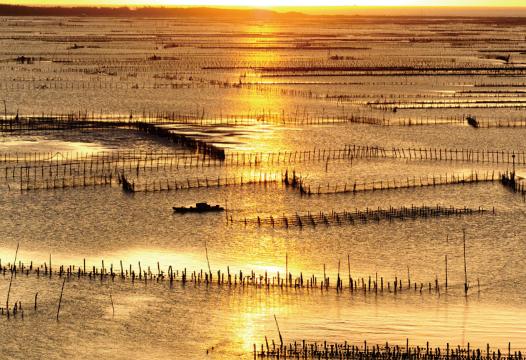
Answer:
[[1, 12, 526, 359]]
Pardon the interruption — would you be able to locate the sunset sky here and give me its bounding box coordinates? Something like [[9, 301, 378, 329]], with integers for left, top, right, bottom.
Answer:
[[5, 0, 526, 6]]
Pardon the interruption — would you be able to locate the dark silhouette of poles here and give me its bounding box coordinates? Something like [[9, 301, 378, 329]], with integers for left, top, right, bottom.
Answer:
[[205, 241, 212, 279], [56, 278, 66, 321], [6, 242, 20, 316], [274, 315, 283, 347], [463, 229, 469, 296]]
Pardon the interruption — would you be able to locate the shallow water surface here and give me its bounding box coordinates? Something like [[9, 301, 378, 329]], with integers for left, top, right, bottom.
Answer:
[[1, 14, 526, 359]]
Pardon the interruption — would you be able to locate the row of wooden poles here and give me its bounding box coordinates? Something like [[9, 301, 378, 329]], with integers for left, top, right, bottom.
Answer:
[[0, 145, 378, 188], [287, 171, 499, 197], [232, 205, 491, 229], [4, 110, 526, 130], [6, 167, 500, 194], [1, 152, 221, 179], [235, 79, 526, 119], [5, 53, 517, 68], [345, 115, 526, 128], [0, 115, 225, 160], [7, 168, 497, 195], [0, 146, 370, 186], [117, 172, 280, 193], [0, 109, 526, 132], [0, 111, 199, 125], [0, 144, 526, 168], [131, 121, 225, 160], [254, 68, 526, 76], [0, 255, 472, 296], [0, 80, 213, 91], [14, 173, 114, 191], [0, 145, 375, 171], [8, 73, 490, 105], [337, 95, 526, 110], [380, 146, 526, 165], [0, 256, 475, 321], [13, 171, 280, 192], [0, 110, 383, 128], [2, 143, 524, 178], [242, 80, 526, 102], [0, 111, 357, 129], [7, 62, 526, 88], [0, 222, 481, 320], [369, 99, 526, 111], [253, 340, 522, 360], [10, 71, 526, 102], [347, 115, 465, 127]]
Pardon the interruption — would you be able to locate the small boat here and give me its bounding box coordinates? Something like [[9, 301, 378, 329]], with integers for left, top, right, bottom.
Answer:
[[173, 202, 224, 214], [466, 115, 479, 128]]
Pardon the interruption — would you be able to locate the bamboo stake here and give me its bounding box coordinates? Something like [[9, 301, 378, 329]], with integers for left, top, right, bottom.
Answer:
[[56, 277, 66, 321], [110, 293, 115, 318], [274, 314, 283, 347], [463, 229, 469, 296], [205, 240, 212, 278], [6, 242, 20, 312]]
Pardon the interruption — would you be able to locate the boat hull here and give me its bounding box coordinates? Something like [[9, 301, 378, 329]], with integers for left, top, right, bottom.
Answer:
[[173, 206, 224, 214]]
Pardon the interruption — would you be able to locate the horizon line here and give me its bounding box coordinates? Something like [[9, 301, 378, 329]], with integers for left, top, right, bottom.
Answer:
[[3, 3, 526, 17], [4, 4, 526, 8]]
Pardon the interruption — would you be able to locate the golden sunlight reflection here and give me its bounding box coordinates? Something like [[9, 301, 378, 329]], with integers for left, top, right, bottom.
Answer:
[[229, 295, 292, 354], [106, 248, 206, 269], [224, 287, 526, 353], [235, 311, 268, 354], [0, 246, 204, 272], [240, 24, 284, 65], [0, 138, 110, 157], [0, 238, 325, 286], [0, 245, 297, 276], [230, 23, 293, 154]]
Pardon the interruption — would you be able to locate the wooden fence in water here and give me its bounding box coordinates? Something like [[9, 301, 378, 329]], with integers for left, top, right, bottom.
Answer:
[[14, 173, 114, 191], [0, 146, 377, 190], [5, 143, 523, 180], [0, 249, 478, 303], [129, 121, 225, 160], [231, 205, 492, 229], [0, 114, 225, 160], [0, 145, 377, 169], [13, 171, 280, 192], [0, 251, 489, 320], [290, 171, 499, 196], [5, 166, 500, 196], [253, 340, 523, 360], [123, 173, 280, 193], [3, 110, 526, 129], [381, 146, 526, 165]]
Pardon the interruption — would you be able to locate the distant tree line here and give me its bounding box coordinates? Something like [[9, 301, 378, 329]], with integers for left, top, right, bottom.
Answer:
[[0, 4, 305, 19]]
